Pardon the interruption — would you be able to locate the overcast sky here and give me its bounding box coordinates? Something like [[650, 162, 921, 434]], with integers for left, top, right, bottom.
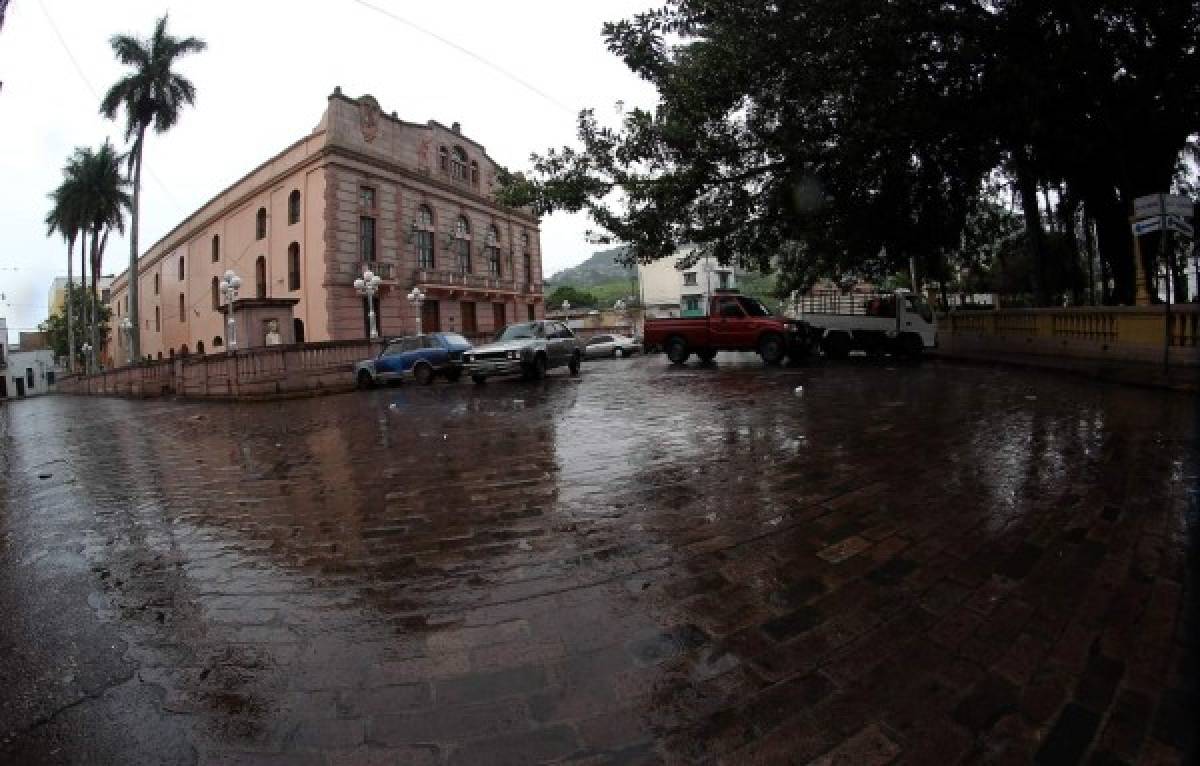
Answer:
[[0, 0, 657, 341]]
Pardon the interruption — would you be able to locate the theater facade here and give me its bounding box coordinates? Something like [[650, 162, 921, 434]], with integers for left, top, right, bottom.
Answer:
[[106, 89, 545, 362]]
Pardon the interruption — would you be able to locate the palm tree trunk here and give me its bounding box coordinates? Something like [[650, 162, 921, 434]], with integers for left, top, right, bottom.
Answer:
[[80, 228, 90, 374], [66, 235, 76, 373], [129, 127, 145, 362], [90, 225, 101, 371]]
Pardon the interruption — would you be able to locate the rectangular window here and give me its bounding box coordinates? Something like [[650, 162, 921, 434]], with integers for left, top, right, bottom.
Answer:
[[527, 304, 536, 321], [359, 186, 376, 209], [288, 247, 301, 291], [684, 296, 701, 313], [492, 302, 506, 331], [457, 238, 471, 273], [360, 216, 377, 262], [155, 306, 160, 332], [26, 368, 34, 388], [718, 271, 731, 289], [461, 301, 477, 334], [683, 272, 697, 286], [179, 294, 185, 322], [487, 247, 500, 276], [417, 231, 435, 269]]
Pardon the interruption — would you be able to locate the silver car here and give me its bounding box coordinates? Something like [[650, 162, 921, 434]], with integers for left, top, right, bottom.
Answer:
[[464, 320, 583, 383], [583, 333, 642, 359]]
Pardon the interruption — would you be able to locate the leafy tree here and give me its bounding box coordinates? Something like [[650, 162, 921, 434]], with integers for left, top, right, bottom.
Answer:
[[40, 284, 111, 368], [501, 1, 1200, 306], [101, 14, 206, 361], [547, 285, 599, 308]]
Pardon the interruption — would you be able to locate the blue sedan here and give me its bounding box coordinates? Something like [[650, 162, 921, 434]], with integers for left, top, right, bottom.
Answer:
[[354, 333, 472, 387]]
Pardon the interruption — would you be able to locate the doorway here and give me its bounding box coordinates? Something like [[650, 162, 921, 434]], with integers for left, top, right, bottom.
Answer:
[[461, 301, 477, 335], [421, 299, 440, 333]]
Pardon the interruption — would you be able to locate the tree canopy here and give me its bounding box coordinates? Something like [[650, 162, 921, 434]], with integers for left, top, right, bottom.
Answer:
[[501, 0, 1200, 305]]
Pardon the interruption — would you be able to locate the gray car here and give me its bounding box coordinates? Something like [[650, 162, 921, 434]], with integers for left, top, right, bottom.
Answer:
[[464, 320, 583, 383]]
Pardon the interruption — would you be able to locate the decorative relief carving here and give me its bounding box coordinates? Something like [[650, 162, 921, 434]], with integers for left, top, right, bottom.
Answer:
[[358, 95, 381, 143]]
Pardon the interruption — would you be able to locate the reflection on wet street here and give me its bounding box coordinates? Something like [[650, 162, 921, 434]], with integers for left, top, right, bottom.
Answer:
[[1, 355, 1196, 764]]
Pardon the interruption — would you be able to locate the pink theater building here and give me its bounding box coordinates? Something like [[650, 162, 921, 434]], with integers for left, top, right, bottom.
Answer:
[[106, 88, 545, 363]]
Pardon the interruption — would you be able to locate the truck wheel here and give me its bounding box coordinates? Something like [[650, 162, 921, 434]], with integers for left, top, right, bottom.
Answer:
[[666, 337, 690, 365], [697, 349, 717, 364], [357, 370, 375, 389], [569, 352, 581, 376], [759, 334, 785, 365], [822, 333, 851, 360], [900, 334, 924, 358]]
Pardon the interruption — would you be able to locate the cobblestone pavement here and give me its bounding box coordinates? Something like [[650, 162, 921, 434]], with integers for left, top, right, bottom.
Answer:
[[1, 355, 1196, 765]]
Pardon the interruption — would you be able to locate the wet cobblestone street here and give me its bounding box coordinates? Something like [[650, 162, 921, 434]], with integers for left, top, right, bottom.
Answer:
[[1, 356, 1196, 765]]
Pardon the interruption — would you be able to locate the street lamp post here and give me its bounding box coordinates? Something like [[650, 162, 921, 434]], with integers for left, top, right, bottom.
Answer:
[[407, 286, 426, 336], [120, 317, 133, 365], [354, 269, 383, 339], [220, 270, 243, 354], [561, 299, 570, 316], [80, 342, 92, 376]]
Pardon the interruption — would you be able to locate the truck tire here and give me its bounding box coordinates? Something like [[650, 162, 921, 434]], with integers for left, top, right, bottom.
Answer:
[[759, 333, 785, 365], [569, 352, 581, 376], [666, 337, 690, 365], [697, 349, 717, 363], [822, 332, 851, 360], [900, 333, 924, 358], [413, 362, 435, 386], [523, 353, 547, 381]]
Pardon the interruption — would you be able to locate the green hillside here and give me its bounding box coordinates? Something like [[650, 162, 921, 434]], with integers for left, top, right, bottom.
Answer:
[[545, 247, 633, 287]]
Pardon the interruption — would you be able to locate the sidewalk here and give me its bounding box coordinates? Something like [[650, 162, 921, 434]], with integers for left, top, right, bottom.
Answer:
[[930, 349, 1200, 392]]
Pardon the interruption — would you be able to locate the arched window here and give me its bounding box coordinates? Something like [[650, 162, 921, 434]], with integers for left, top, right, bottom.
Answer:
[[212, 234, 220, 262], [439, 146, 449, 172], [255, 256, 267, 298], [213, 336, 223, 348], [293, 318, 305, 344], [470, 161, 479, 187], [288, 190, 301, 225], [486, 226, 501, 277], [197, 340, 205, 355], [455, 216, 471, 273], [211, 276, 220, 311], [256, 207, 267, 240], [416, 205, 435, 269], [288, 243, 301, 291], [450, 147, 468, 182], [179, 293, 185, 322], [178, 255, 185, 280]]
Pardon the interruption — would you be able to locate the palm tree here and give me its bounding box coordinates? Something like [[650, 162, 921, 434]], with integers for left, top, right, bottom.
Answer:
[[44, 176, 84, 373], [80, 140, 131, 368], [100, 14, 206, 362]]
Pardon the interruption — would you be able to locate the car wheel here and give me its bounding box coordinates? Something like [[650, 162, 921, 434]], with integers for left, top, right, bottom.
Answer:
[[614, 347, 623, 358], [532, 354, 547, 380], [666, 337, 690, 365], [759, 333, 785, 365], [413, 363, 434, 385], [569, 352, 581, 376], [471, 374, 487, 385], [443, 367, 463, 383], [356, 369, 374, 389]]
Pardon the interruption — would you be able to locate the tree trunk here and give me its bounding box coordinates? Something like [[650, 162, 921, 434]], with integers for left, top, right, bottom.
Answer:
[[1094, 202, 1134, 305], [90, 224, 102, 370], [129, 127, 145, 362], [1082, 208, 1097, 305], [66, 235, 76, 373], [1013, 151, 1047, 305], [81, 228, 91, 373]]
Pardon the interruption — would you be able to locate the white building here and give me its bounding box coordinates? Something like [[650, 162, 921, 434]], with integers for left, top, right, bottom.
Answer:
[[1, 319, 58, 400], [637, 246, 737, 318]]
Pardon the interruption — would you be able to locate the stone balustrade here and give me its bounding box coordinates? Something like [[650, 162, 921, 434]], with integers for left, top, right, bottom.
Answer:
[[58, 339, 382, 400]]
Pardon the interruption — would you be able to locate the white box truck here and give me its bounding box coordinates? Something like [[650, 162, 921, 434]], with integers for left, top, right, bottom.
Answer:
[[793, 289, 937, 358]]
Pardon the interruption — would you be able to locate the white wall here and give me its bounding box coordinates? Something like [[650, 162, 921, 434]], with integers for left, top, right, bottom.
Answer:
[[636, 247, 737, 315], [4, 348, 57, 398]]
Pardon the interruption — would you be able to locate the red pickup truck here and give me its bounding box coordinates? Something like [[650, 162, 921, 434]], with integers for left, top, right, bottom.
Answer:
[[644, 294, 811, 365]]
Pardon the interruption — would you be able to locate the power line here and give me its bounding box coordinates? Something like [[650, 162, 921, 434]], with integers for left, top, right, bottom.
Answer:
[[349, 0, 574, 116]]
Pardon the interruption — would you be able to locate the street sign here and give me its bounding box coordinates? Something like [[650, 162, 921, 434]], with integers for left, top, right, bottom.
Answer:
[[1132, 218, 1161, 236], [1133, 193, 1194, 220], [1166, 215, 1194, 238]]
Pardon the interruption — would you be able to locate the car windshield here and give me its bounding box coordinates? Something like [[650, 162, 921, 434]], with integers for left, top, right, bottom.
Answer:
[[439, 333, 470, 347], [738, 297, 772, 317], [496, 322, 539, 341]]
